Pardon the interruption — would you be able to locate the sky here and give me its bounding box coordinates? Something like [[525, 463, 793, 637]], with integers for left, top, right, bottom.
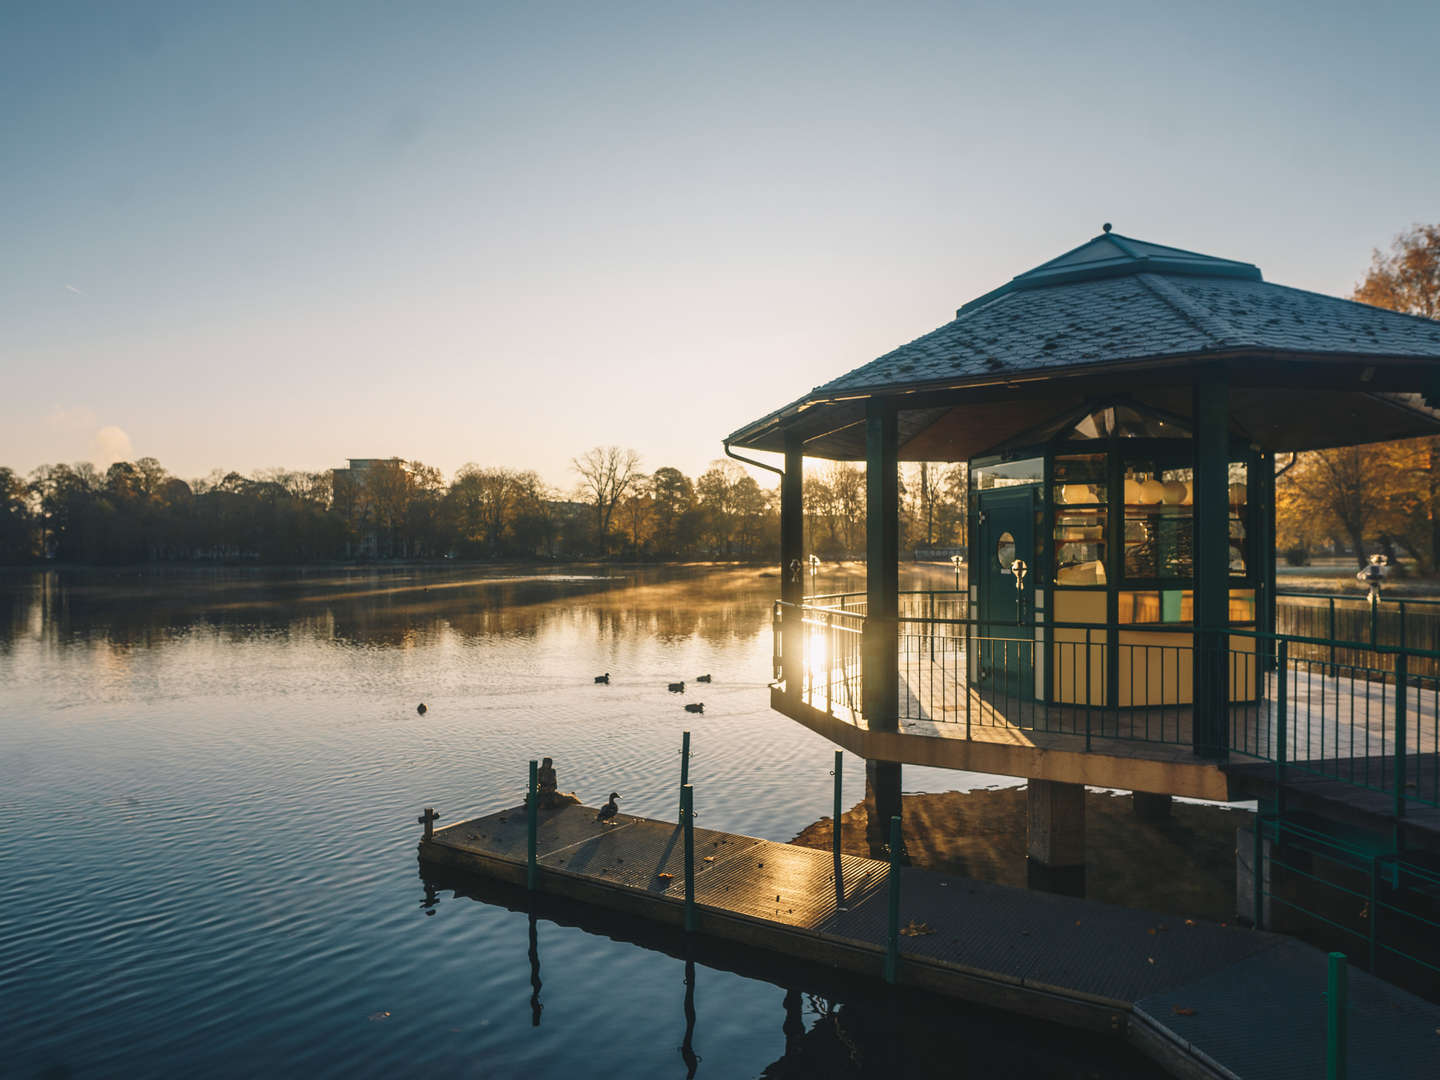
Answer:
[[3, 1, 1438, 490]]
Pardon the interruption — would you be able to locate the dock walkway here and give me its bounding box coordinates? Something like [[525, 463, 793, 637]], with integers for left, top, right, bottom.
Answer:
[[420, 803, 1439, 1080]]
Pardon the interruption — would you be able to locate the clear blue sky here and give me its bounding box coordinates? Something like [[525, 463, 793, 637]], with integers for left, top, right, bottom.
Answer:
[[3, 1, 1437, 487]]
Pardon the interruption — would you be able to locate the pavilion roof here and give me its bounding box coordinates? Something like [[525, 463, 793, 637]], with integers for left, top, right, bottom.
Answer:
[[726, 230, 1440, 458]]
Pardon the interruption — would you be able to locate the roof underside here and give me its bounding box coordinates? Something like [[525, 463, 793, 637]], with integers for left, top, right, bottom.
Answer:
[[727, 231, 1440, 459]]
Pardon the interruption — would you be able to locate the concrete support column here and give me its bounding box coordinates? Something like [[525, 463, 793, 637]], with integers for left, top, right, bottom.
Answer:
[[864, 758, 903, 860], [1133, 791, 1173, 822], [1027, 780, 1086, 895], [780, 433, 805, 697]]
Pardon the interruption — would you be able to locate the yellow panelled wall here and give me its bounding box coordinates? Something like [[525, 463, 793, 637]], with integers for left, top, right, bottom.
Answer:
[[1052, 592, 1257, 707]]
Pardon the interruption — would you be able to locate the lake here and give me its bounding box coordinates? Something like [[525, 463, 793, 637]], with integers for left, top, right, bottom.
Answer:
[[0, 564, 1163, 1078]]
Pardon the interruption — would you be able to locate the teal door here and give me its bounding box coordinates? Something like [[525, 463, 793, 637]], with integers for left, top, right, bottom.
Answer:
[[977, 488, 1035, 700]]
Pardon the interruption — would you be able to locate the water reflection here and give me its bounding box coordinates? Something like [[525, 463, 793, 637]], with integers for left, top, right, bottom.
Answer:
[[423, 868, 1166, 1079], [529, 910, 543, 1028], [0, 565, 806, 652]]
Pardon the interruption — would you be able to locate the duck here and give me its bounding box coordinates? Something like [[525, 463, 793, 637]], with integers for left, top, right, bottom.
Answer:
[[684, 702, 704, 714], [667, 681, 685, 693], [416, 703, 428, 715], [695, 674, 712, 683], [594, 673, 610, 684], [596, 792, 620, 824]]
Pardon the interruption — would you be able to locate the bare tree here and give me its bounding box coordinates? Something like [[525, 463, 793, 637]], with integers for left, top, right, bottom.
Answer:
[[572, 446, 641, 554]]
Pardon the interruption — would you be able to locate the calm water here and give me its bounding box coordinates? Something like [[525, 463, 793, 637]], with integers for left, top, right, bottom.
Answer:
[[0, 565, 1162, 1078]]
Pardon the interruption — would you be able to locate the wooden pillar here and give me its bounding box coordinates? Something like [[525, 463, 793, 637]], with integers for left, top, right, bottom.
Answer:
[[1193, 377, 1230, 759], [781, 432, 805, 697], [863, 398, 899, 729]]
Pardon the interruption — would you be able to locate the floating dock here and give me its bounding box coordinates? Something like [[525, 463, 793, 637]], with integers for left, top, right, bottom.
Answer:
[[419, 802, 1439, 1080]]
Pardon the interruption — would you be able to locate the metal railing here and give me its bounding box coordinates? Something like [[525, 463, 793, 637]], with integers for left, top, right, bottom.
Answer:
[[1255, 813, 1440, 1000], [776, 600, 1440, 810], [1276, 590, 1440, 676]]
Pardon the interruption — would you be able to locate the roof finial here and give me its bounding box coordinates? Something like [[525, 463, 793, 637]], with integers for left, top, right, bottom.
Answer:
[[1102, 222, 1112, 233]]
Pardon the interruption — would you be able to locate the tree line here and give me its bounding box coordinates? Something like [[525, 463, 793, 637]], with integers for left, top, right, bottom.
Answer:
[[0, 448, 970, 566]]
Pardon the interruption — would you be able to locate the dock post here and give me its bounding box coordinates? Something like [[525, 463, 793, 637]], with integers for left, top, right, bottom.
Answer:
[[681, 784, 696, 932], [527, 759, 539, 891], [1326, 952, 1348, 1080], [832, 750, 843, 862], [1393, 652, 1407, 822], [679, 730, 691, 812], [1275, 639, 1287, 791], [884, 814, 901, 984]]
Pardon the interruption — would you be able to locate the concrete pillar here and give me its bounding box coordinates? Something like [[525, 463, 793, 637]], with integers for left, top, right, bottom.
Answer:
[[1235, 822, 1273, 929], [864, 759, 902, 860], [1027, 780, 1085, 895], [1133, 791, 1173, 822]]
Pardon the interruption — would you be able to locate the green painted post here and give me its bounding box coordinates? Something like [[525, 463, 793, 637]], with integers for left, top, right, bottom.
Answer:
[[1276, 639, 1288, 789], [527, 759, 539, 891], [1368, 857, 1381, 973], [681, 784, 696, 932], [1326, 952, 1348, 1080], [884, 814, 902, 984], [1328, 598, 1337, 675], [1394, 651, 1407, 820], [679, 730, 690, 812], [832, 750, 843, 864]]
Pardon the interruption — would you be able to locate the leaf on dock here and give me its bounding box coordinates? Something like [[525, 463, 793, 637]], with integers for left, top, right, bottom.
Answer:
[[703, 856, 716, 863], [656, 872, 674, 881], [900, 920, 935, 937], [1171, 1006, 1197, 1017]]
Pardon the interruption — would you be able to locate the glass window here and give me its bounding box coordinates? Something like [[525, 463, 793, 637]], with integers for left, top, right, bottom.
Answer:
[[1053, 453, 1106, 506], [1122, 460, 1193, 580], [1118, 590, 1192, 624], [1229, 461, 1249, 578], [974, 457, 1043, 490], [1054, 509, 1106, 586], [1069, 404, 1190, 440], [996, 531, 1016, 568], [1229, 588, 1256, 623]]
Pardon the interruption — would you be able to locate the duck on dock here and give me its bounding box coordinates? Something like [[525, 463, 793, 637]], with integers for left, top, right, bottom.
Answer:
[[695, 674, 712, 683], [596, 792, 621, 824], [684, 702, 704, 714], [594, 673, 610, 684], [667, 681, 685, 693]]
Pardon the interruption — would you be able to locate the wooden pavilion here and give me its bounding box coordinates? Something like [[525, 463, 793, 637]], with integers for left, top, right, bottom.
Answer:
[[725, 227, 1440, 883]]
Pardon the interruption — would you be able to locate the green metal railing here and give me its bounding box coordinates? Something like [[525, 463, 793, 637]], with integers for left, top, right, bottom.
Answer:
[[1253, 812, 1440, 1001], [776, 599, 1440, 811]]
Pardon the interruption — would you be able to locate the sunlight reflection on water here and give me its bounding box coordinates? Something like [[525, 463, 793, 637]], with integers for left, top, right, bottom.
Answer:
[[0, 565, 1157, 1078]]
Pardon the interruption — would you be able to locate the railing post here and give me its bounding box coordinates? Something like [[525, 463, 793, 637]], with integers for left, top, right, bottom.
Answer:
[[832, 750, 843, 863], [527, 759, 539, 891], [681, 784, 696, 932], [1399, 600, 1407, 653], [1328, 597, 1337, 676], [1394, 652, 1407, 820], [1368, 856, 1381, 973], [1276, 639, 1288, 789], [885, 814, 902, 984], [826, 611, 834, 714], [679, 730, 690, 812], [1326, 952, 1348, 1080], [928, 590, 935, 661], [1370, 594, 1379, 650]]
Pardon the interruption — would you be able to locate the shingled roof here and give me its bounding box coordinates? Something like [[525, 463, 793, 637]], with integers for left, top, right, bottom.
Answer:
[[727, 229, 1440, 458]]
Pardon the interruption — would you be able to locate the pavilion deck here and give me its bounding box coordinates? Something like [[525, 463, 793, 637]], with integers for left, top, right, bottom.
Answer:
[[783, 648, 1440, 826]]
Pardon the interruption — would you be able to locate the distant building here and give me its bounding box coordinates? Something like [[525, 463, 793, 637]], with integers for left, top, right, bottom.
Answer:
[[332, 457, 413, 559]]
